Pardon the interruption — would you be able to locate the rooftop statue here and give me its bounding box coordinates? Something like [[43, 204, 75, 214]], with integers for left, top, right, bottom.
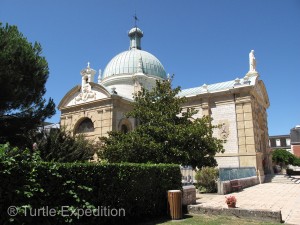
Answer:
[[249, 50, 257, 72]]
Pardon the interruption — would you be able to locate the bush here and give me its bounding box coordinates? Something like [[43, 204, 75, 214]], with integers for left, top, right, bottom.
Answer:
[[292, 157, 300, 166], [272, 149, 296, 167], [195, 167, 218, 193], [0, 143, 182, 225], [36, 128, 96, 162]]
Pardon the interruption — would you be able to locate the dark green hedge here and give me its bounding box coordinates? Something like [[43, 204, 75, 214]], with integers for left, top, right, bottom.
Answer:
[[0, 160, 181, 224]]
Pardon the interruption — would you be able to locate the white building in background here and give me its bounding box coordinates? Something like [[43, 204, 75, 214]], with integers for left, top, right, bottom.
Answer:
[[58, 25, 272, 179]]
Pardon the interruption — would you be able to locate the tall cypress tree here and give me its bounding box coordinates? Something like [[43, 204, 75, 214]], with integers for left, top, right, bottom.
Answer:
[[0, 23, 55, 147]]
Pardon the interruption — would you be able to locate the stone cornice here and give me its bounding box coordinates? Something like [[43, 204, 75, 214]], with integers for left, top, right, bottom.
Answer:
[[60, 92, 133, 113], [58, 85, 81, 110], [60, 98, 113, 114], [235, 95, 252, 104]]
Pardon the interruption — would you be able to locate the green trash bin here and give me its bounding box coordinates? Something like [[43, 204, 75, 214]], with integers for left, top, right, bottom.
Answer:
[[167, 190, 182, 220]]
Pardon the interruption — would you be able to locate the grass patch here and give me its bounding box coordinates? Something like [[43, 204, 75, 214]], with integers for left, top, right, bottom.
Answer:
[[138, 214, 283, 225]]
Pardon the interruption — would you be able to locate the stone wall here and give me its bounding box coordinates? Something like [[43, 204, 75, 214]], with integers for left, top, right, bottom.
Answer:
[[60, 102, 113, 141], [60, 96, 134, 141], [217, 176, 259, 195], [188, 205, 282, 223], [211, 99, 239, 155], [184, 94, 241, 168]]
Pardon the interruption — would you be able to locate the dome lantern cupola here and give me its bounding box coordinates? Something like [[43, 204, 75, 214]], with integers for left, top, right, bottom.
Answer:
[[101, 25, 167, 99], [128, 27, 143, 50], [102, 25, 166, 80]]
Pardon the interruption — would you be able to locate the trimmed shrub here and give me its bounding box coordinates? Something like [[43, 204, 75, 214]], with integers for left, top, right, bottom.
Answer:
[[0, 144, 182, 225], [195, 167, 219, 193]]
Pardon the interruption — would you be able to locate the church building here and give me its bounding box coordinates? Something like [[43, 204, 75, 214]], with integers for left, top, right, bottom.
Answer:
[[58, 26, 272, 179]]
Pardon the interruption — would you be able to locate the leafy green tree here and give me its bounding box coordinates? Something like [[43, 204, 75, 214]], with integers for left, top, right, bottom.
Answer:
[[0, 23, 55, 147], [37, 128, 96, 162], [272, 148, 300, 167], [100, 78, 224, 169]]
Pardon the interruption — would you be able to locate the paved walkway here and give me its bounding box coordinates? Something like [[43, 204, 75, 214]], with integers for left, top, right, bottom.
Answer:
[[196, 183, 300, 224]]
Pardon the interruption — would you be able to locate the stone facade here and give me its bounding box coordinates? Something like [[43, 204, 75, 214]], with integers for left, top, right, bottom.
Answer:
[[59, 72, 271, 179], [179, 74, 271, 178], [217, 176, 259, 194], [58, 26, 272, 179], [59, 93, 135, 141]]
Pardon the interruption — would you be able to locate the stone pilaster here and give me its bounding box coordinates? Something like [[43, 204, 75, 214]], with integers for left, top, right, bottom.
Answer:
[[235, 96, 257, 168]]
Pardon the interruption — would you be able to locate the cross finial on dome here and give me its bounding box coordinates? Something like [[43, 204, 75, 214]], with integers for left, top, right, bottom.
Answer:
[[128, 16, 143, 50], [133, 13, 139, 27], [87, 62, 90, 68]]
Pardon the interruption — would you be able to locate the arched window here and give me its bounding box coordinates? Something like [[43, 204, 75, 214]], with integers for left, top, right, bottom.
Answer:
[[76, 118, 94, 134], [118, 118, 132, 134]]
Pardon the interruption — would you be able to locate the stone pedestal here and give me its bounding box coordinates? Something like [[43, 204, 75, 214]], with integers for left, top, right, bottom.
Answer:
[[182, 185, 196, 205]]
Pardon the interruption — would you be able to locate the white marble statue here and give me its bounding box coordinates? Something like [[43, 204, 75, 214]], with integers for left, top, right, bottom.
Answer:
[[249, 50, 256, 72]]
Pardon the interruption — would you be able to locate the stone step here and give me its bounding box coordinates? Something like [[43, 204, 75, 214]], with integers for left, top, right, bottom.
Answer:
[[269, 180, 295, 184], [270, 180, 294, 183], [265, 175, 300, 184], [269, 178, 293, 181]]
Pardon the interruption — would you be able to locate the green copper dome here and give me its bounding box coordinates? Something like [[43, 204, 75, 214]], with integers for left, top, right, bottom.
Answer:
[[102, 27, 167, 79]]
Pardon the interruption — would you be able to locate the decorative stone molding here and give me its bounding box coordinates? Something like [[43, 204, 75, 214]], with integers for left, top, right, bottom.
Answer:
[[75, 83, 96, 103], [202, 83, 208, 93], [234, 78, 241, 86], [219, 120, 230, 140]]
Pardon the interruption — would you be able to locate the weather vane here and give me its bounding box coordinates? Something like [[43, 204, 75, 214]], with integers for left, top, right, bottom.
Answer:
[[133, 12, 139, 27]]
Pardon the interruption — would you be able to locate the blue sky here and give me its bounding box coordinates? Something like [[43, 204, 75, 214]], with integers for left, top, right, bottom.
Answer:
[[1, 0, 299, 135]]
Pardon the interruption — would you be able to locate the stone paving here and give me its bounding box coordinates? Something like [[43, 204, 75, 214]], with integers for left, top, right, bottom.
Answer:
[[196, 183, 300, 224]]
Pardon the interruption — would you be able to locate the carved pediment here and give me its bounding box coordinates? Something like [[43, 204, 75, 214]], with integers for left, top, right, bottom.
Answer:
[[58, 83, 111, 109]]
